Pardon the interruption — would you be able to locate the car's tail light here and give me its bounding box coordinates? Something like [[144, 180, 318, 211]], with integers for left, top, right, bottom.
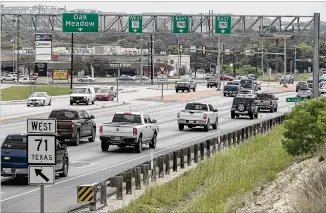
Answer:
[[99, 126, 103, 134], [69, 121, 73, 129], [124, 112, 131, 115], [133, 128, 137, 136], [203, 114, 207, 119]]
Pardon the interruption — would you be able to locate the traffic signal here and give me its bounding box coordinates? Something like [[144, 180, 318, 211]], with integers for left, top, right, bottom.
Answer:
[[179, 44, 183, 53], [202, 46, 206, 55]]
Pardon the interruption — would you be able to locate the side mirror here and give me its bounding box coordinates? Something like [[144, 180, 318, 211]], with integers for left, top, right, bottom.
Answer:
[[214, 109, 218, 112], [151, 119, 157, 123], [90, 115, 95, 119]]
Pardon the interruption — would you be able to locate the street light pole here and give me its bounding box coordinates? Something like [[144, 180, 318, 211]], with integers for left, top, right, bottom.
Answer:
[[217, 35, 221, 90], [294, 45, 297, 81], [283, 36, 287, 87]]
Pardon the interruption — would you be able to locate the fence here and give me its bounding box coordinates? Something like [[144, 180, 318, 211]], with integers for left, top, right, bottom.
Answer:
[[70, 114, 286, 212]]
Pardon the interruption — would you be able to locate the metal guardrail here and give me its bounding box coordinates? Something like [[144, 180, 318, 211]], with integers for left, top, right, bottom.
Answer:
[[70, 114, 286, 212]]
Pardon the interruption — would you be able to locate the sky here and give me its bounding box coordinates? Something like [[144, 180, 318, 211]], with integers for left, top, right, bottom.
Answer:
[[2, 0, 326, 21]]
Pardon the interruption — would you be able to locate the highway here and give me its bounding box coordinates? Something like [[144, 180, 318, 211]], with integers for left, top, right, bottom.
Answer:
[[0, 85, 296, 213]]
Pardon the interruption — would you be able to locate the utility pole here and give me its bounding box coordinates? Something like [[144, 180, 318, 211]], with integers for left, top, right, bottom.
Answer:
[[232, 53, 236, 77], [140, 34, 143, 85], [70, 33, 74, 89], [283, 36, 287, 87], [150, 34, 154, 85], [195, 46, 198, 78], [17, 18, 20, 82], [177, 36, 181, 77], [261, 41, 264, 79], [313, 13, 320, 99], [294, 45, 297, 81]]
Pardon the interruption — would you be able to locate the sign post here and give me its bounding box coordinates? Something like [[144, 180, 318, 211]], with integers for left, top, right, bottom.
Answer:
[[128, 15, 143, 33], [27, 119, 57, 213], [62, 13, 99, 33], [157, 66, 168, 99], [173, 16, 189, 34]]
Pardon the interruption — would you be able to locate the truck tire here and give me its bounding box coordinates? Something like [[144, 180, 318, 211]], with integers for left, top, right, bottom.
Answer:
[[204, 123, 209, 132], [86, 100, 89, 105], [249, 112, 254, 120], [207, 84, 209, 88], [70, 101, 73, 105], [255, 113, 258, 119], [231, 112, 235, 119], [182, 90, 184, 92], [88, 128, 96, 142], [149, 133, 157, 149], [73, 131, 80, 146], [134, 136, 143, 153], [101, 140, 109, 151], [178, 124, 184, 131], [224, 93, 226, 96], [193, 87, 196, 92], [188, 88, 190, 92], [212, 118, 218, 130], [176, 89, 179, 93], [59, 158, 69, 177]]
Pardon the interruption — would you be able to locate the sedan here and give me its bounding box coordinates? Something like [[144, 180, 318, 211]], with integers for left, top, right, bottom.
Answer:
[[78, 76, 95, 82], [27, 92, 52, 107], [320, 85, 326, 94], [118, 75, 135, 81], [95, 88, 114, 101]]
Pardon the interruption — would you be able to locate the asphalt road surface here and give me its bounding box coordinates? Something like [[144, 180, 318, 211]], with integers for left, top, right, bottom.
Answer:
[[0, 86, 296, 213]]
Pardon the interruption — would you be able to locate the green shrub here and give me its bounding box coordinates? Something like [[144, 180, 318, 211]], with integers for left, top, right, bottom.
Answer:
[[282, 97, 326, 156]]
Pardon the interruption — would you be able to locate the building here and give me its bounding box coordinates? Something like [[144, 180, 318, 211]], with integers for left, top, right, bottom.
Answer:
[[168, 55, 191, 76], [1, 4, 65, 14], [69, 9, 102, 13]]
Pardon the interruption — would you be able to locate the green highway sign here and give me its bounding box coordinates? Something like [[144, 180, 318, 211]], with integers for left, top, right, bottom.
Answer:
[[62, 13, 99, 33], [215, 16, 232, 34], [173, 16, 189, 34], [128, 15, 143, 33], [286, 97, 304, 102]]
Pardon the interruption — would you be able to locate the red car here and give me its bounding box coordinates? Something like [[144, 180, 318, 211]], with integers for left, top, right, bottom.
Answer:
[[220, 74, 234, 81], [96, 88, 114, 101]]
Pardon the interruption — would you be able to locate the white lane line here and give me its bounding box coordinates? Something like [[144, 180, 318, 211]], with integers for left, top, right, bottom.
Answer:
[[1, 112, 283, 202]]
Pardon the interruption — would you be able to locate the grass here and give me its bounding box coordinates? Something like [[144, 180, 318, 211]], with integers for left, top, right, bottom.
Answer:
[[113, 125, 295, 213], [1, 85, 71, 101]]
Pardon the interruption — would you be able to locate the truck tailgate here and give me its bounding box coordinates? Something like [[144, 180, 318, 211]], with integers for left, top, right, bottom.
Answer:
[[102, 122, 137, 137], [256, 99, 272, 105], [180, 110, 205, 120]]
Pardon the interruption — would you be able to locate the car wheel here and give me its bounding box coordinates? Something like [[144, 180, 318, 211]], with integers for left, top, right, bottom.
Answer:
[[48, 99, 51, 105], [88, 128, 96, 142], [86, 100, 89, 105], [231, 112, 235, 119], [59, 158, 69, 177], [212, 118, 218, 129], [275, 108, 278, 112], [204, 122, 209, 132], [176, 89, 179, 93], [149, 133, 157, 149], [27, 104, 30, 107], [42, 100, 45, 106], [92, 100, 95, 105], [255, 113, 258, 119], [134, 136, 142, 153], [207, 85, 209, 88], [178, 124, 184, 131], [193, 87, 196, 92], [74, 131, 80, 146], [249, 112, 254, 120], [101, 140, 109, 151], [224, 93, 226, 96], [188, 88, 190, 92]]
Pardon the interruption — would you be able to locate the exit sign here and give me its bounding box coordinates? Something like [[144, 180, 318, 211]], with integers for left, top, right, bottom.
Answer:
[[286, 97, 304, 102], [62, 13, 99, 33]]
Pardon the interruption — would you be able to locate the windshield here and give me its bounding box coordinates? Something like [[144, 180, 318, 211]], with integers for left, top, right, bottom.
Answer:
[[185, 103, 208, 111], [240, 80, 253, 88], [49, 110, 79, 120], [2, 135, 27, 149], [97, 88, 109, 93], [233, 97, 253, 105], [299, 88, 310, 91], [72, 88, 87, 93], [31, 93, 45, 97], [112, 114, 142, 123], [257, 93, 273, 100]]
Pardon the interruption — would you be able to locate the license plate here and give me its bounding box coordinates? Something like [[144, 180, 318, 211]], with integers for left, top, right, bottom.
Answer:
[[3, 168, 12, 173], [113, 137, 120, 140], [76, 100, 79, 102], [188, 121, 194, 123]]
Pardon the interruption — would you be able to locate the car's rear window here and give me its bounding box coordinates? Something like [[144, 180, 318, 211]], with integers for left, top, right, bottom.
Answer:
[[2, 135, 27, 149], [185, 103, 208, 111], [49, 110, 78, 120], [112, 114, 142, 123]]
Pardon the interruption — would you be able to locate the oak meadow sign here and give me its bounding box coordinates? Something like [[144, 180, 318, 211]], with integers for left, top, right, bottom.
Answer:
[[62, 13, 99, 33]]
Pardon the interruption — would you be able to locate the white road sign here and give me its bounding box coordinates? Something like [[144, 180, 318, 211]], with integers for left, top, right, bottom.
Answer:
[[27, 119, 57, 134], [157, 66, 168, 82], [28, 135, 56, 165], [190, 46, 196, 53], [28, 165, 55, 185]]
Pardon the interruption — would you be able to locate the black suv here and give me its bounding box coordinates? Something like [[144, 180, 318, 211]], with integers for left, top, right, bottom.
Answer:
[[49, 109, 96, 146], [231, 96, 258, 119]]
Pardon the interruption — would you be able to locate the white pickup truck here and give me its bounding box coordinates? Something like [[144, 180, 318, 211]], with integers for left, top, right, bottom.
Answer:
[[99, 112, 159, 153], [177, 103, 218, 132]]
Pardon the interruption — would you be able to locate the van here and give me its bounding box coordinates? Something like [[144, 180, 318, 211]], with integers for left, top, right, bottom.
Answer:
[[70, 86, 96, 105]]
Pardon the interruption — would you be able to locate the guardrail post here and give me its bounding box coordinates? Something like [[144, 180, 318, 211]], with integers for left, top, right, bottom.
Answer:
[[142, 164, 149, 185], [173, 151, 178, 172], [165, 154, 170, 175], [228, 133, 232, 146], [232, 131, 236, 147], [242, 128, 245, 142], [126, 170, 132, 194], [121, 172, 126, 184], [194, 144, 199, 163], [116, 176, 123, 200], [135, 167, 141, 190], [187, 146, 192, 166], [158, 156, 164, 178], [237, 130, 241, 145], [110, 176, 116, 187], [100, 181, 107, 206], [200, 142, 205, 160], [206, 140, 211, 158], [180, 148, 185, 168], [224, 134, 229, 148], [245, 127, 249, 139], [212, 137, 217, 153], [152, 159, 157, 182]]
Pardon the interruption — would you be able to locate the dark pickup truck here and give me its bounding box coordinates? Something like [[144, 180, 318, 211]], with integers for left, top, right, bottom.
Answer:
[[49, 109, 96, 146], [1, 133, 69, 178], [223, 81, 241, 96]]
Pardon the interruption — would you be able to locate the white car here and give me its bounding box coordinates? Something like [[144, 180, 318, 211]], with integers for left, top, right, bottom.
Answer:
[[297, 87, 312, 99], [78, 76, 95, 82], [320, 85, 326, 94], [19, 77, 34, 84], [27, 92, 52, 107], [2, 75, 17, 82], [236, 89, 256, 98], [70, 86, 96, 105]]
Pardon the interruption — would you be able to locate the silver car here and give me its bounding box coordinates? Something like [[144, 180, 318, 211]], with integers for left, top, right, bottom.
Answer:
[[297, 87, 312, 99]]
